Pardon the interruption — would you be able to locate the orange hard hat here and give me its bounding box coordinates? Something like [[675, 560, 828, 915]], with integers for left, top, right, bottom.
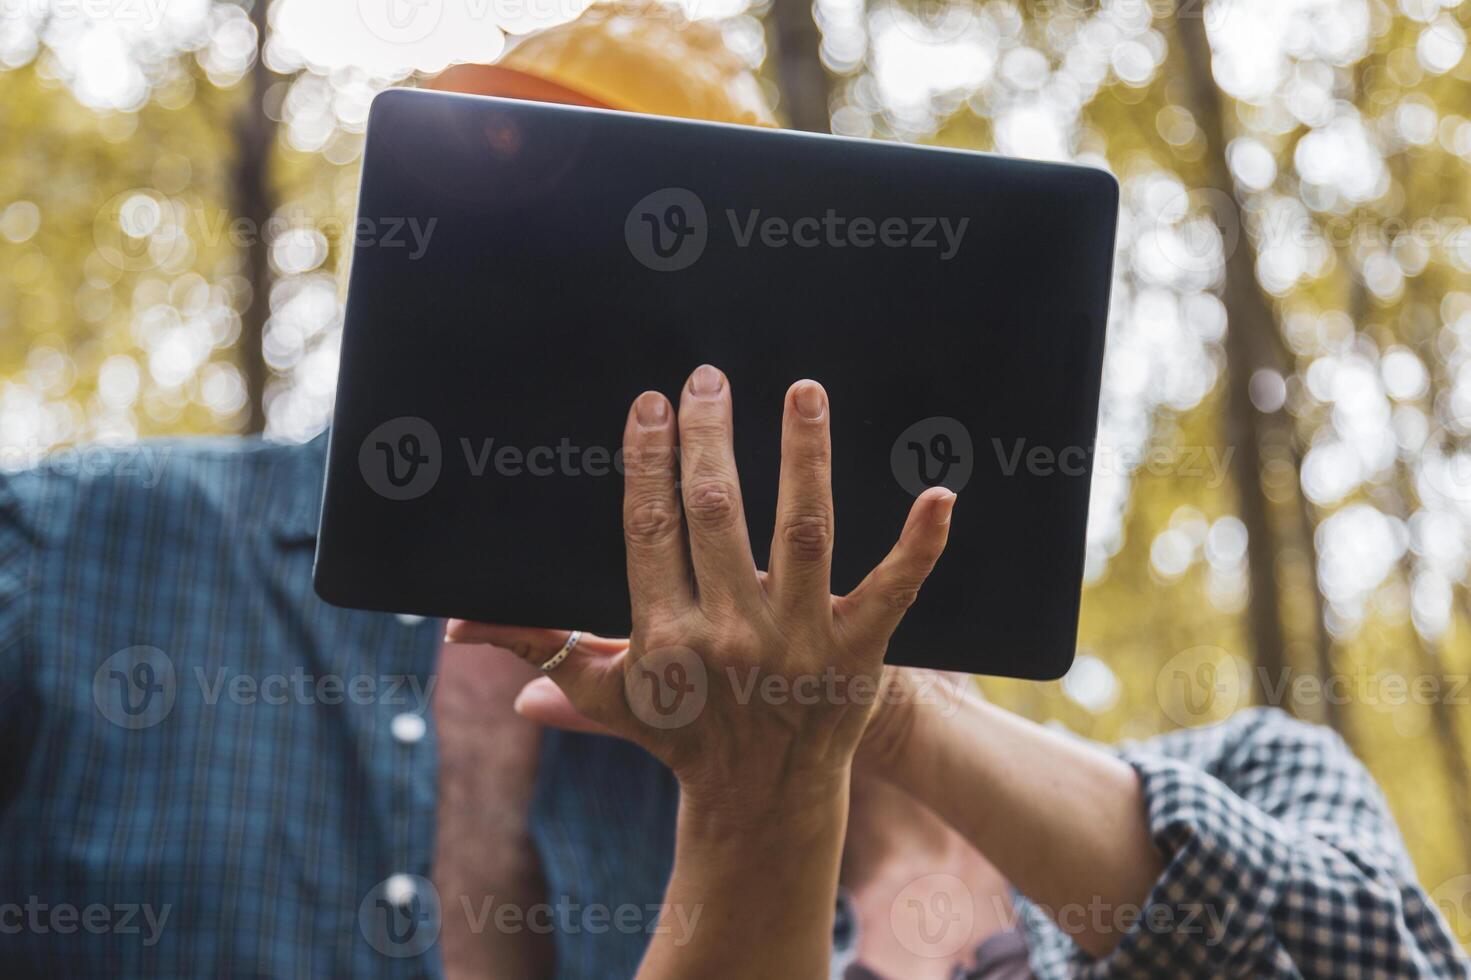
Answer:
[[426, 2, 777, 127]]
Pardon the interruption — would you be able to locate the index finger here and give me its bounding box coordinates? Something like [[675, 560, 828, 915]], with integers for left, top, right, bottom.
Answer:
[[622, 390, 696, 628], [676, 365, 761, 612]]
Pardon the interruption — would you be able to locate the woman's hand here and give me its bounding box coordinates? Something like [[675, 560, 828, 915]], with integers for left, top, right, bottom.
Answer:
[[448, 365, 955, 978], [450, 369, 1164, 967], [447, 364, 956, 820]]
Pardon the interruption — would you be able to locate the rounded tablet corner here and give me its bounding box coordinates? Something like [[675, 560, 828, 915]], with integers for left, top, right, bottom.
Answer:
[[312, 564, 349, 609], [366, 87, 421, 128], [1078, 164, 1120, 212], [1031, 649, 1077, 682]]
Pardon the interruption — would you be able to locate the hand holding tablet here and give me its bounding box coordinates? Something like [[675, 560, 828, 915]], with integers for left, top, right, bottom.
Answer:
[[444, 365, 954, 812]]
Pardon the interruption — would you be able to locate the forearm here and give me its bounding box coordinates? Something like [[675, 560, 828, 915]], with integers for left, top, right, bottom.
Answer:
[[638, 784, 850, 980], [885, 689, 1162, 958], [432, 647, 552, 976]]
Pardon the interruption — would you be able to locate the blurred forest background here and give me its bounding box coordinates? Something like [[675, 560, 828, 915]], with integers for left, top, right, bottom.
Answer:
[[2, 0, 1470, 947]]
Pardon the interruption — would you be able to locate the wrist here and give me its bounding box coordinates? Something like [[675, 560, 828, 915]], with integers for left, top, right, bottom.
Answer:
[[655, 772, 848, 980], [678, 766, 851, 844], [875, 673, 986, 798], [860, 669, 969, 784]]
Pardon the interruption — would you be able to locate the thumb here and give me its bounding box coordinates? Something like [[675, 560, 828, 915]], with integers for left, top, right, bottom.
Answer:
[[514, 676, 619, 737]]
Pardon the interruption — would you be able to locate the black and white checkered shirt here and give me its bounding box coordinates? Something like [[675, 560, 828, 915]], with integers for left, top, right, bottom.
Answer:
[[1015, 708, 1469, 978]]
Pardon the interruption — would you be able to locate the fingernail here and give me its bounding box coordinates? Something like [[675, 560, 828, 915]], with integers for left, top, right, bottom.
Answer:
[[689, 364, 723, 396], [635, 391, 668, 426], [444, 619, 464, 641], [794, 381, 825, 421], [933, 489, 956, 525]]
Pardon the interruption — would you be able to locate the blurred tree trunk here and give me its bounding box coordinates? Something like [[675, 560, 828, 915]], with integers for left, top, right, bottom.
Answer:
[[1297, 490, 1346, 735], [1345, 159, 1471, 860], [1373, 49, 1471, 867], [768, 0, 832, 132], [1413, 639, 1471, 859], [1368, 310, 1471, 860], [233, 0, 275, 433], [1171, 4, 1295, 713], [1173, 4, 1346, 732]]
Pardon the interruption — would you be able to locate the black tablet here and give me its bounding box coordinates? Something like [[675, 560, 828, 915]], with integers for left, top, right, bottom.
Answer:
[[314, 88, 1117, 679]]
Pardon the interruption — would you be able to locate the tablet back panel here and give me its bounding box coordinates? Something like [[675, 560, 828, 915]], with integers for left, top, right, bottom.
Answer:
[[315, 89, 1117, 679]]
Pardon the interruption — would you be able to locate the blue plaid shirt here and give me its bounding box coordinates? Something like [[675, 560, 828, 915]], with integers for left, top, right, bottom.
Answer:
[[1, 434, 1465, 978], [0, 433, 677, 978]]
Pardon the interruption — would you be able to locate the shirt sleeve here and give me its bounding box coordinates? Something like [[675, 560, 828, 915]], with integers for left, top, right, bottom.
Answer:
[[1015, 708, 1470, 979]]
